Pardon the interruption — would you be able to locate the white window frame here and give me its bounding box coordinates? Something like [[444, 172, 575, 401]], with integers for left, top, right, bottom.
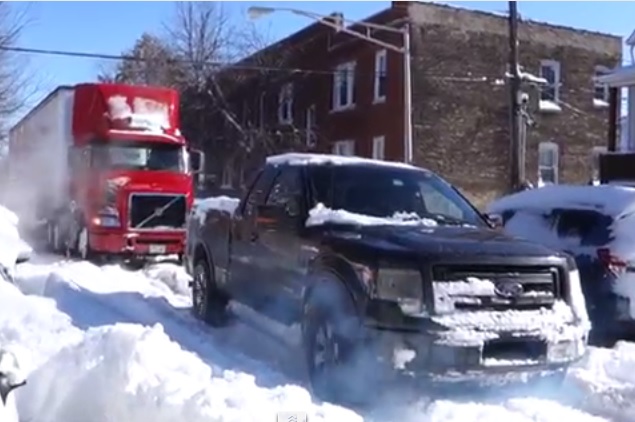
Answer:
[[372, 135, 385, 160], [539, 60, 562, 112], [332, 61, 356, 111], [374, 49, 387, 103], [332, 140, 355, 156], [278, 83, 293, 124], [306, 104, 317, 147], [538, 141, 559, 185], [593, 65, 610, 108]]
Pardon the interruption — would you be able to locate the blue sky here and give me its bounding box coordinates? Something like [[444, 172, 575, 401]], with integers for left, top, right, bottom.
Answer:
[[11, 1, 635, 125]]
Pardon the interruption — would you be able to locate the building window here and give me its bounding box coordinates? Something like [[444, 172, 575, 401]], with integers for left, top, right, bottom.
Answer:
[[538, 142, 559, 185], [590, 146, 607, 183], [374, 50, 387, 102], [278, 83, 293, 124], [333, 61, 356, 111], [539, 60, 562, 113], [372, 136, 385, 160], [593, 66, 610, 108], [333, 140, 355, 156], [306, 105, 317, 148]]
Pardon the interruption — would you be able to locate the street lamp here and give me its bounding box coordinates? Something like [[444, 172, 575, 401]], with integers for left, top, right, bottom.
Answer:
[[247, 6, 413, 164]]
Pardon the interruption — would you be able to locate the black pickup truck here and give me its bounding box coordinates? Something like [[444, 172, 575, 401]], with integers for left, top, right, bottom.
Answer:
[[185, 153, 590, 401]]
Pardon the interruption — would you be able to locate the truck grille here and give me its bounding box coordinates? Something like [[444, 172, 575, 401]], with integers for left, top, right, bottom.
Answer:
[[129, 193, 186, 230], [431, 265, 561, 313]]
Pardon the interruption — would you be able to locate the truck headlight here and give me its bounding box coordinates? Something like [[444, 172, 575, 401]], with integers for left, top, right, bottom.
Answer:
[[374, 268, 425, 316], [92, 207, 120, 228]]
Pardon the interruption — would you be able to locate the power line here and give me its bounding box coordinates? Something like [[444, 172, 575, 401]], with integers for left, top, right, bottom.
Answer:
[[0, 45, 505, 84]]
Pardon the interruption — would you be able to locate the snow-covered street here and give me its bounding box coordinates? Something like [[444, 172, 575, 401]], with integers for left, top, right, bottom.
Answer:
[[1, 212, 635, 421]]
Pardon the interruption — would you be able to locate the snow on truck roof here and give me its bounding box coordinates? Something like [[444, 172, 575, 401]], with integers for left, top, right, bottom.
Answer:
[[266, 153, 425, 171], [487, 184, 635, 218]]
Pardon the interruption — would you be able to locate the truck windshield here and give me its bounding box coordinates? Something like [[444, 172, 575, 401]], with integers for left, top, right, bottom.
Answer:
[[91, 141, 186, 172], [308, 164, 486, 227]]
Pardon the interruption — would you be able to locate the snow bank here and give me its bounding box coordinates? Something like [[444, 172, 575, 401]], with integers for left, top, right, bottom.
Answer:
[[306, 203, 438, 228], [0, 205, 32, 271], [192, 195, 240, 225], [18, 323, 361, 422]]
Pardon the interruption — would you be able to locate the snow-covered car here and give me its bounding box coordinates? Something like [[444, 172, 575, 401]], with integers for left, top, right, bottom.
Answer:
[[185, 153, 590, 402], [488, 184, 635, 345]]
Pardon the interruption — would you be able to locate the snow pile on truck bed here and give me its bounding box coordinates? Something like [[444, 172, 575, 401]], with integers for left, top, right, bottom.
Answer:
[[192, 195, 241, 224]]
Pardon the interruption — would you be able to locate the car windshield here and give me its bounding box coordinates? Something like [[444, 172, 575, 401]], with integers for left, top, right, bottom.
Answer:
[[308, 164, 486, 227], [91, 141, 186, 172]]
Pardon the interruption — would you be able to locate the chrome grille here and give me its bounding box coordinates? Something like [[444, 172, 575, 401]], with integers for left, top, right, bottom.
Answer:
[[431, 265, 560, 313], [128, 193, 186, 230]]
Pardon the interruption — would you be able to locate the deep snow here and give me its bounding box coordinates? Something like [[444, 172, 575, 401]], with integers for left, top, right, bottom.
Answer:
[[1, 205, 635, 421]]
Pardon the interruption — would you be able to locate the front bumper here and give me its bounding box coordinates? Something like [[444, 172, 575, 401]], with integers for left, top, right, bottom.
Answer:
[[90, 230, 185, 256], [364, 323, 587, 382]]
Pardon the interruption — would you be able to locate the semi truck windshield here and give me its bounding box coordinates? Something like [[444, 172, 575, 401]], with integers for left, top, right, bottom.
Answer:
[[91, 142, 186, 172]]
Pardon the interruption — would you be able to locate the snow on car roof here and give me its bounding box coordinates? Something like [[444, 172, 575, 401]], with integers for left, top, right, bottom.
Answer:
[[266, 152, 424, 171], [487, 184, 635, 218]]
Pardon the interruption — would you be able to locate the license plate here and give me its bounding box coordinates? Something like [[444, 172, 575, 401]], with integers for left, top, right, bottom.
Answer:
[[149, 244, 166, 254]]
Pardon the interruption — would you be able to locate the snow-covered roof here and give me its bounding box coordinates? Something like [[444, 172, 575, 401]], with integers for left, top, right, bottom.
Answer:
[[487, 184, 635, 218], [266, 153, 423, 171], [596, 64, 635, 87]]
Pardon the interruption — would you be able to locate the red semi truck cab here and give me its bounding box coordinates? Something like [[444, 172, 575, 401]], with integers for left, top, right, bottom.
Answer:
[[7, 83, 204, 260]]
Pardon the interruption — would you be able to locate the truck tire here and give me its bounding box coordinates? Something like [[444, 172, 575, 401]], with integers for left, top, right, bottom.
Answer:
[[302, 274, 372, 405], [47, 220, 64, 253], [191, 256, 229, 327], [76, 225, 95, 262]]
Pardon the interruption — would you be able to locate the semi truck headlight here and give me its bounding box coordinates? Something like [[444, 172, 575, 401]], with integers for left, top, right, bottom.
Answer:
[[374, 268, 425, 315], [92, 207, 120, 228]]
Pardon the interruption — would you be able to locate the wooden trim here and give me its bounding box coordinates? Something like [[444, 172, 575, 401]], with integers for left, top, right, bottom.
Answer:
[[608, 87, 618, 151]]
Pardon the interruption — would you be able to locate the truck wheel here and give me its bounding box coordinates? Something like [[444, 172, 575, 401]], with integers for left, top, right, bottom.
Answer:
[[192, 257, 229, 327], [302, 276, 370, 404], [77, 226, 94, 262]]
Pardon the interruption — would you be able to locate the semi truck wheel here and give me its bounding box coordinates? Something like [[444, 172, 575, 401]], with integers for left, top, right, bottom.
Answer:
[[77, 226, 94, 262], [47, 220, 65, 254]]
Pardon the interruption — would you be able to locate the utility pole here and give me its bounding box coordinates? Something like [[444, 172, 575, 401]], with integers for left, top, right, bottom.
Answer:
[[508, 1, 521, 192]]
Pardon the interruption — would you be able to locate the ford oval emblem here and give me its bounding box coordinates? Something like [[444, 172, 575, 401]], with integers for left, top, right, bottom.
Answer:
[[494, 280, 524, 298]]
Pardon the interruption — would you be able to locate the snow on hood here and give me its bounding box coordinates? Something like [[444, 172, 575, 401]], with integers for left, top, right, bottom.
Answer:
[[0, 205, 32, 272], [192, 196, 240, 225], [306, 203, 438, 228]]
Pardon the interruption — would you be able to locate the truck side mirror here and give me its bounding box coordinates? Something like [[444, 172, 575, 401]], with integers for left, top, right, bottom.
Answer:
[[484, 213, 503, 229], [189, 149, 205, 173]]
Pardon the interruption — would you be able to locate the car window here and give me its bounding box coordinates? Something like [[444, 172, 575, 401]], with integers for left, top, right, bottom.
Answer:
[[420, 183, 464, 219], [241, 167, 276, 217], [265, 167, 302, 207], [555, 209, 612, 246]]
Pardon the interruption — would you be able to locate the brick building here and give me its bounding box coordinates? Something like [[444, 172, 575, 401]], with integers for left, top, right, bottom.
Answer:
[[207, 1, 622, 208]]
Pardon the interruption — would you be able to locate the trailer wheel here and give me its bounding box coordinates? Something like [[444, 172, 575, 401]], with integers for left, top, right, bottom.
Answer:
[[77, 226, 95, 262]]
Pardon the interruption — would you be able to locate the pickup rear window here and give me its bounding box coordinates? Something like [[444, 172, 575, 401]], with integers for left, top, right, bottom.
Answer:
[[307, 165, 486, 227]]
